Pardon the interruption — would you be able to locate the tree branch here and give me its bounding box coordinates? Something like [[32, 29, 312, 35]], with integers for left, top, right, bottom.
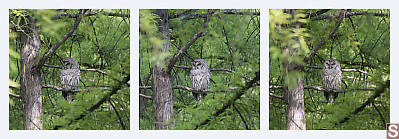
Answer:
[[139, 93, 152, 99], [269, 93, 284, 100], [36, 9, 85, 71], [9, 93, 21, 98], [170, 9, 259, 20], [312, 11, 389, 20], [305, 66, 368, 74], [52, 10, 130, 20], [139, 85, 239, 93], [305, 9, 331, 18], [270, 85, 375, 93], [195, 71, 259, 129], [53, 74, 130, 130], [174, 65, 235, 73], [41, 84, 81, 92], [167, 12, 211, 73], [304, 9, 345, 63], [335, 80, 389, 126], [44, 64, 107, 75]]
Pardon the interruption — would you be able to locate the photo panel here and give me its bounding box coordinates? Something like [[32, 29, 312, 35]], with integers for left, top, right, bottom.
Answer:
[[9, 9, 130, 130], [139, 9, 260, 130], [269, 9, 390, 130]]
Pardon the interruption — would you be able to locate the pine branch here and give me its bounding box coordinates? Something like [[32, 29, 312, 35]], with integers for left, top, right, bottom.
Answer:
[[312, 11, 389, 20], [194, 71, 259, 129], [270, 85, 375, 93], [305, 9, 331, 18], [171, 9, 259, 20], [36, 10, 85, 71], [304, 9, 345, 63], [167, 12, 212, 73], [52, 10, 130, 20], [53, 74, 130, 130], [334, 80, 389, 126]]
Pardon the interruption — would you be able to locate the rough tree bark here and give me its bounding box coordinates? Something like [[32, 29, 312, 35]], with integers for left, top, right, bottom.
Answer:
[[152, 9, 174, 130], [284, 9, 306, 130], [20, 15, 42, 130]]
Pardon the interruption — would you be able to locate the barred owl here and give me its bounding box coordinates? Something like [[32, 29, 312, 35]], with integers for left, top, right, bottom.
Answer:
[[60, 57, 80, 103], [190, 59, 210, 101], [321, 59, 342, 103]]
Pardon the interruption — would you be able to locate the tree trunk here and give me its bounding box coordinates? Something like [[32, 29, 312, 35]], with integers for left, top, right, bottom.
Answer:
[[284, 78, 305, 130], [20, 15, 42, 130], [284, 9, 306, 130], [152, 9, 174, 130]]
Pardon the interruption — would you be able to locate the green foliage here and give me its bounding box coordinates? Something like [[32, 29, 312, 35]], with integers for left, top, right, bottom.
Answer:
[[269, 9, 390, 130], [139, 9, 260, 130], [9, 9, 130, 130]]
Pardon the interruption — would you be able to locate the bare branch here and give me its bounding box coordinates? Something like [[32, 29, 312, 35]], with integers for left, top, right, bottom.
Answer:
[[270, 85, 376, 93], [312, 11, 389, 20], [167, 12, 211, 72], [305, 9, 331, 18], [41, 84, 81, 92], [52, 10, 130, 20], [172, 9, 259, 20], [270, 93, 284, 100], [174, 65, 235, 73], [36, 10, 85, 71], [139, 93, 152, 99], [305, 66, 368, 74], [44, 64, 107, 75], [139, 85, 239, 94], [341, 69, 368, 74], [9, 93, 21, 98]]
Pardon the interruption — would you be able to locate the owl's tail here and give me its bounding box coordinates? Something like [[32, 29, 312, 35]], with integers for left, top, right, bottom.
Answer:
[[193, 92, 206, 101], [62, 91, 73, 104], [324, 91, 338, 103]]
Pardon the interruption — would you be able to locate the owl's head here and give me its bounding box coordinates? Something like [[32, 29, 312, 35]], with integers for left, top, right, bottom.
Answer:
[[192, 59, 208, 70], [62, 57, 79, 69], [323, 59, 341, 70]]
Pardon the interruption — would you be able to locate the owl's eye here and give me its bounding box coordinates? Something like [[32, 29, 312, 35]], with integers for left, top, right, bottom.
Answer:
[[332, 63, 335, 65]]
